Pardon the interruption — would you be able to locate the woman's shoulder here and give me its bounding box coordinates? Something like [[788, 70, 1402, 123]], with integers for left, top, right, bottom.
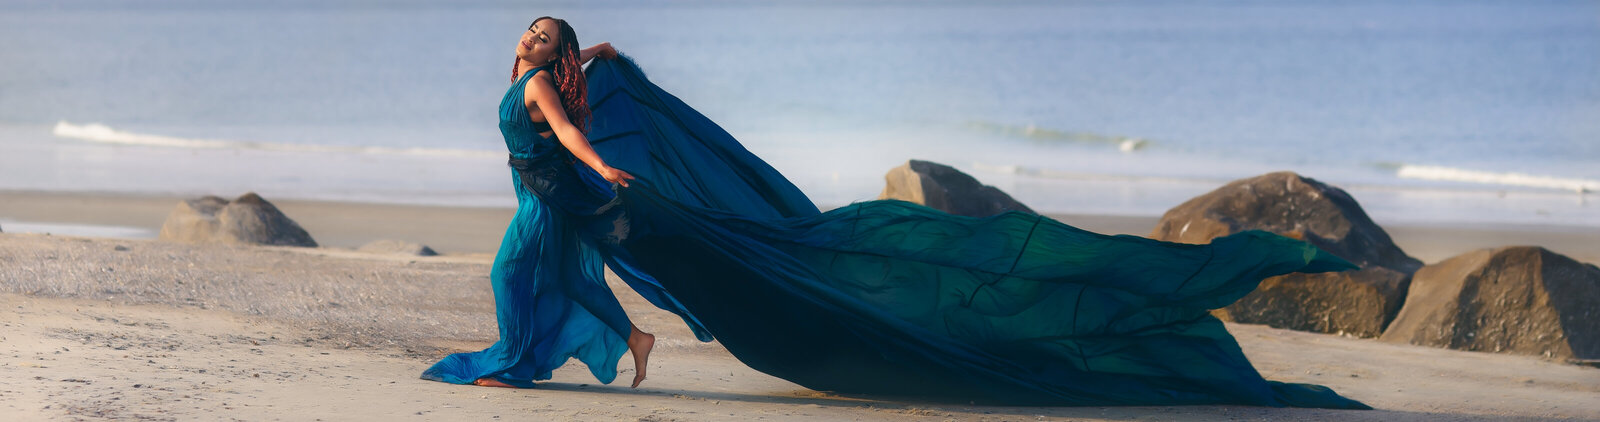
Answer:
[[527, 67, 560, 87], [523, 69, 557, 92]]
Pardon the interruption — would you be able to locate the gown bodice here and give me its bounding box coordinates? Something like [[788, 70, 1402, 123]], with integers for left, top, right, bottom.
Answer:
[[499, 64, 617, 214], [500, 64, 560, 160]]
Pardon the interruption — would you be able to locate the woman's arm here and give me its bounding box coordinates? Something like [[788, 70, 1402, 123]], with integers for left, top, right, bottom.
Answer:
[[579, 42, 617, 65], [526, 73, 634, 187]]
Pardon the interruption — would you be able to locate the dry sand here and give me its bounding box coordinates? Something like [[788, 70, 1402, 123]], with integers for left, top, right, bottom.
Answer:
[[2, 191, 1599, 421]]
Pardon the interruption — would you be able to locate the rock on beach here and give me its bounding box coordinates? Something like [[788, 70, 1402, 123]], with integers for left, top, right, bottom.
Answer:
[[1151, 171, 1419, 337], [1381, 246, 1600, 360], [878, 160, 1035, 218], [358, 239, 438, 256], [158, 193, 317, 247]]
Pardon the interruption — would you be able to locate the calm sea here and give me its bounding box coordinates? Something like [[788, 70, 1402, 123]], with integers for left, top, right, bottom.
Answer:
[[2, 0, 1597, 227]]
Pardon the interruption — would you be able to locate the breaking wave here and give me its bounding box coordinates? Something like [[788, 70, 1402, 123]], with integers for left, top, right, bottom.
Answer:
[[52, 121, 500, 158], [965, 121, 1150, 153], [1396, 164, 1598, 193]]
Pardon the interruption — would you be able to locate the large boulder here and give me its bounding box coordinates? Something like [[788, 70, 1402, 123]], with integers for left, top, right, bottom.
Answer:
[[158, 193, 317, 247], [358, 239, 438, 256], [1150, 171, 1419, 337], [1380, 247, 1600, 360], [878, 160, 1035, 217]]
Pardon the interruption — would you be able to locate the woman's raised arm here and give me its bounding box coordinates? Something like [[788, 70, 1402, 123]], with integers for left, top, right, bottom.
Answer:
[[526, 73, 634, 187]]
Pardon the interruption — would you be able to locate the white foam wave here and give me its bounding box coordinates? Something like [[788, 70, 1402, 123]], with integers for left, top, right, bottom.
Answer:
[[52, 121, 501, 158], [1397, 164, 1598, 193], [970, 162, 1218, 184], [965, 121, 1150, 153]]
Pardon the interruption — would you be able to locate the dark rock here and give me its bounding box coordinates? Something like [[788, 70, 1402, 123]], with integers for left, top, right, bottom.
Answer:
[[1380, 246, 1600, 360], [158, 193, 316, 247], [357, 240, 438, 256], [1150, 171, 1419, 337], [1213, 267, 1411, 337], [878, 160, 1035, 217]]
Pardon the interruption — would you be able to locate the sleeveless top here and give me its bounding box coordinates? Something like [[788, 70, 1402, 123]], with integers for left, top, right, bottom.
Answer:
[[500, 64, 560, 160]]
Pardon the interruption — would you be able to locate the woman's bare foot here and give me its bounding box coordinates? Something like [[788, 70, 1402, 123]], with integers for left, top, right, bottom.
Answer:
[[627, 325, 655, 388], [472, 377, 516, 388]]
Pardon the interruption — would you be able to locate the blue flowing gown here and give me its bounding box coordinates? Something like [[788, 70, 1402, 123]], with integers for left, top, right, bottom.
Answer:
[[423, 57, 1369, 409], [421, 65, 635, 387]]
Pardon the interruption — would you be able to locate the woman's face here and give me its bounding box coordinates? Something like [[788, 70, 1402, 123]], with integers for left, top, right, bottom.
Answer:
[[516, 18, 562, 65]]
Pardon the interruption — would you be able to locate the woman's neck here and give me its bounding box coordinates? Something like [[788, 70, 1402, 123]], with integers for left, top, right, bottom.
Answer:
[[517, 59, 552, 78]]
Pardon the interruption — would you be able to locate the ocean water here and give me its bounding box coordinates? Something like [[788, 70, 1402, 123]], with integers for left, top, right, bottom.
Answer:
[[2, 0, 1597, 227]]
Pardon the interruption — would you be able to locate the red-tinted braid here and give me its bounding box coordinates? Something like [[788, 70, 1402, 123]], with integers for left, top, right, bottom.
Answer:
[[549, 19, 589, 133], [510, 56, 521, 83]]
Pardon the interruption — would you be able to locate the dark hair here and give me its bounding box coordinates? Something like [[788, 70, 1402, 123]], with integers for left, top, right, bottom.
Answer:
[[511, 16, 590, 133]]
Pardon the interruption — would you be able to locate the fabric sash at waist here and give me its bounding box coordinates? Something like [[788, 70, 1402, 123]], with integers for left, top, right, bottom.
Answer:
[[508, 153, 622, 218]]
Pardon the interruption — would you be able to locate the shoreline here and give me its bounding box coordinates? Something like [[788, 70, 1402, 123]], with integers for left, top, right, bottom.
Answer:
[[3, 189, 1596, 265]]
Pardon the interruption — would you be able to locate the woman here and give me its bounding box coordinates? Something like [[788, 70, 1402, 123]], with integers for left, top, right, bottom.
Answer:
[[427, 17, 1368, 409], [420, 16, 654, 390]]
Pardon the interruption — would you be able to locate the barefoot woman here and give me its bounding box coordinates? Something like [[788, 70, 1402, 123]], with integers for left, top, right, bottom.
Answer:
[[425, 16, 1367, 408], [421, 16, 653, 389]]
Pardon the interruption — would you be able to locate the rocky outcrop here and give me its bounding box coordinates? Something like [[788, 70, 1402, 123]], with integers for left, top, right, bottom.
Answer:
[[158, 193, 317, 247], [1380, 247, 1600, 360], [878, 160, 1035, 218], [1151, 171, 1418, 337], [358, 240, 438, 256]]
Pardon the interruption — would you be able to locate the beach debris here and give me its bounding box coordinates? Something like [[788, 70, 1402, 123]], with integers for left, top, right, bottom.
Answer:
[[1151, 171, 1420, 338], [357, 239, 438, 256], [1380, 246, 1600, 360], [878, 160, 1036, 218], [158, 193, 317, 247]]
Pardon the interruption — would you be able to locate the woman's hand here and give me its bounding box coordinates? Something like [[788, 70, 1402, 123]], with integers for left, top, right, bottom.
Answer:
[[598, 166, 635, 188], [580, 42, 618, 64], [594, 42, 617, 59]]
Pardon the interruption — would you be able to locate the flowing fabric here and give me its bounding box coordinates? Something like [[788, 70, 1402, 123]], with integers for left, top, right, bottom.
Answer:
[[423, 56, 1369, 409]]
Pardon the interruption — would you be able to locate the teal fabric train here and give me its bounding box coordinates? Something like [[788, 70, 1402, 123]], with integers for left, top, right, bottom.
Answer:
[[425, 55, 1370, 409]]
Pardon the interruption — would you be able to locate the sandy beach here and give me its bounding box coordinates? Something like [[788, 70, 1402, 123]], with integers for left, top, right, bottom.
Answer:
[[3, 190, 1599, 421]]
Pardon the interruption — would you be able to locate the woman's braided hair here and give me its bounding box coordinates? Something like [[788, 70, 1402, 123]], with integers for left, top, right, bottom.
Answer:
[[511, 17, 590, 133]]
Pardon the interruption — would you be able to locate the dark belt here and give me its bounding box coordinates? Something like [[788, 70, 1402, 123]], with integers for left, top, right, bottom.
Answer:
[[508, 153, 622, 217]]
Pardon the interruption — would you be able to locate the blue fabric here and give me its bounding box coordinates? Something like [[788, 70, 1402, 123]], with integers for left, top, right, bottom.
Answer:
[[422, 55, 1369, 409]]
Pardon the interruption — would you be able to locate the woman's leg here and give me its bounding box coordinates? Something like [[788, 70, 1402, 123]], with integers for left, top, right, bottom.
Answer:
[[556, 243, 656, 388], [550, 214, 659, 388]]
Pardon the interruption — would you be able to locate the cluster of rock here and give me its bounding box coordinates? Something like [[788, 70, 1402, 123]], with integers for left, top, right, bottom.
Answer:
[[151, 162, 1596, 361], [880, 160, 1598, 361], [158, 193, 435, 256]]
